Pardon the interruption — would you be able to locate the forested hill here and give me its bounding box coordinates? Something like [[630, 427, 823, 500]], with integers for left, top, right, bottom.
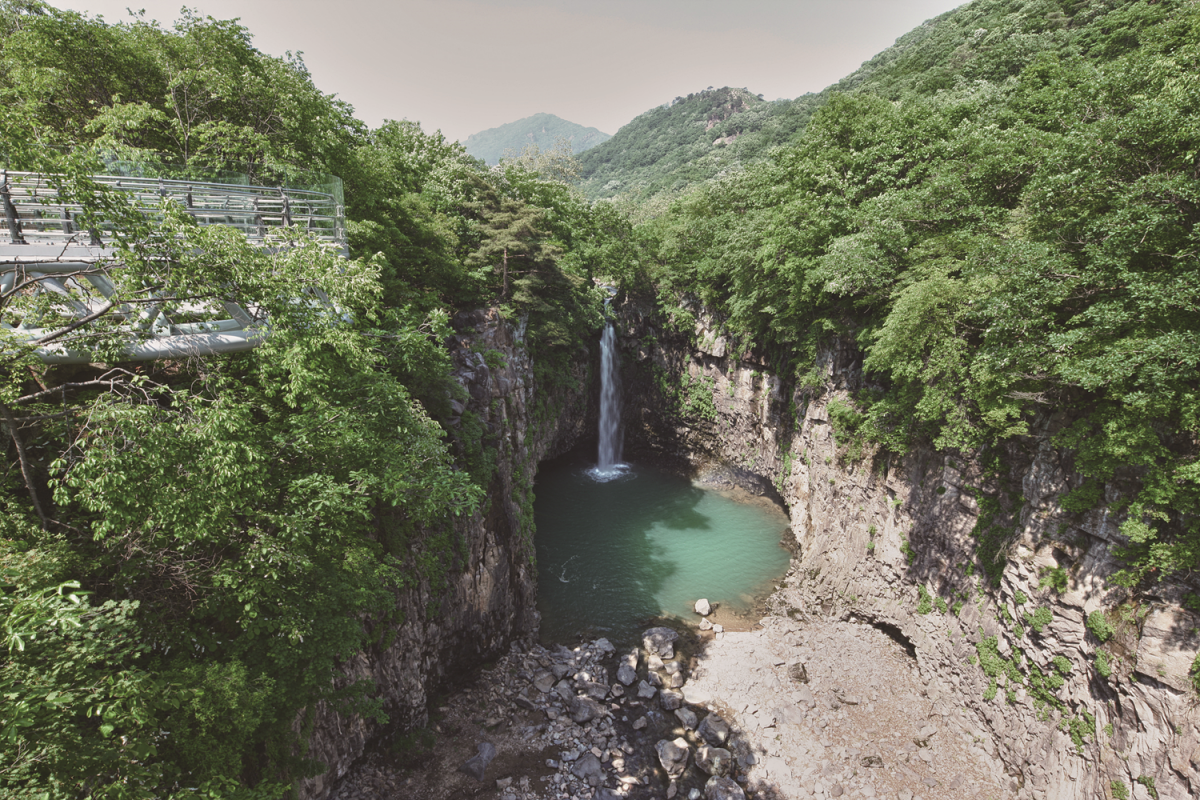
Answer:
[[577, 0, 1145, 203], [625, 0, 1200, 593], [461, 112, 611, 165]]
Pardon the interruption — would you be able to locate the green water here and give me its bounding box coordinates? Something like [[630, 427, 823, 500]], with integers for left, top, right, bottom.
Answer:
[[533, 454, 791, 647]]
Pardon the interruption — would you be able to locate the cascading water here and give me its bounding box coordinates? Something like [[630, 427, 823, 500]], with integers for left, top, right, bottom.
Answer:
[[588, 306, 627, 482]]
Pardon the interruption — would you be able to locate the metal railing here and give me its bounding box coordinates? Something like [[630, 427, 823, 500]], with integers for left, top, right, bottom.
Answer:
[[0, 170, 346, 254], [1, 170, 347, 364]]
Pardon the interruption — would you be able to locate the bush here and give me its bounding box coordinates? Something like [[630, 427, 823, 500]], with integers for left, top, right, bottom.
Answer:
[[1095, 650, 1112, 678], [1024, 607, 1053, 634], [1087, 610, 1115, 643], [1039, 567, 1068, 594]]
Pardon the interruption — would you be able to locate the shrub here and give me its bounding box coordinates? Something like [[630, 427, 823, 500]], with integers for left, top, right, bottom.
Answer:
[[1095, 650, 1112, 678], [1039, 567, 1068, 594], [1135, 776, 1158, 800], [1025, 606, 1053, 634], [1014, 590, 1027, 605], [917, 585, 933, 614], [1111, 780, 1129, 800], [1087, 610, 1114, 643]]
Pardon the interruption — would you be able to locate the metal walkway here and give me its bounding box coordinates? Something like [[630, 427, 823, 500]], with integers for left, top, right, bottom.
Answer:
[[0, 169, 346, 364]]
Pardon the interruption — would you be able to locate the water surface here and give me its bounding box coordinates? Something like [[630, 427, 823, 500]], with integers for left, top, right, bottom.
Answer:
[[534, 454, 791, 647]]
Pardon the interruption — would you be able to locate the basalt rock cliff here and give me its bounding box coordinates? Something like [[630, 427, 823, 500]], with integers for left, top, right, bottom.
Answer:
[[615, 296, 1200, 800], [302, 310, 594, 799]]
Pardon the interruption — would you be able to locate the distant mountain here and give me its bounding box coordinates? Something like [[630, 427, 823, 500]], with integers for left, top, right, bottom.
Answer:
[[579, 1, 1055, 202], [461, 113, 611, 165], [575, 87, 815, 201]]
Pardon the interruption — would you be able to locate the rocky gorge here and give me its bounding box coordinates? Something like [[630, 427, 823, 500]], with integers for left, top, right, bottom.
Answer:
[[313, 299, 1200, 800]]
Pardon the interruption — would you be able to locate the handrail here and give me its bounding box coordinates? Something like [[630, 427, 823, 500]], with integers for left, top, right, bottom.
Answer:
[[0, 170, 346, 255], [0, 170, 348, 364]]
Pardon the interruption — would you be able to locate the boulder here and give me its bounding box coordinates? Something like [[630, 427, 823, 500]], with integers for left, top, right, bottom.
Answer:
[[655, 737, 691, 778], [696, 745, 733, 777], [697, 713, 731, 747], [695, 598, 712, 616], [704, 776, 746, 800], [675, 707, 698, 729], [571, 753, 604, 787], [617, 663, 638, 685], [643, 627, 679, 659], [458, 742, 497, 781], [660, 689, 684, 710], [569, 695, 604, 724], [637, 680, 657, 699]]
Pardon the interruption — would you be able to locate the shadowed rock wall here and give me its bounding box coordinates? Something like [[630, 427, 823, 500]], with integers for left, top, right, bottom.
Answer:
[[302, 309, 594, 799]]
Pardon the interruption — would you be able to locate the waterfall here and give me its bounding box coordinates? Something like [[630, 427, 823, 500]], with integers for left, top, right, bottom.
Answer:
[[589, 312, 626, 482], [597, 321, 622, 468]]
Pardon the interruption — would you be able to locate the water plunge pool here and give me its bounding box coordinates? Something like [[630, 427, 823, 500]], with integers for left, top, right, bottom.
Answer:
[[533, 453, 792, 647]]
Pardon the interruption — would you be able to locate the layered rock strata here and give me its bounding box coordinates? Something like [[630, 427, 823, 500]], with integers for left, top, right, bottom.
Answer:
[[616, 299, 1200, 800]]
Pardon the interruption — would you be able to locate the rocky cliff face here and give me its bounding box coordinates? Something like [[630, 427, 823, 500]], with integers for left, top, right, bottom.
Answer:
[[616, 298, 1200, 800], [302, 309, 593, 799]]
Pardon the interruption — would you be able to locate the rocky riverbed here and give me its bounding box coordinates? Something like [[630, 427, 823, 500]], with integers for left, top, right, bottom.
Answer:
[[330, 564, 1012, 800]]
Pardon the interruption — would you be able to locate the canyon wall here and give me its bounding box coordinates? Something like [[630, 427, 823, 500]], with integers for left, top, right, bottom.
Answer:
[[616, 297, 1200, 800], [302, 309, 594, 799]]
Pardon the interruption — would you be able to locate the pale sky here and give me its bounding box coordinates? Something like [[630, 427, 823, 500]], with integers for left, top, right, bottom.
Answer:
[[55, 0, 969, 142]]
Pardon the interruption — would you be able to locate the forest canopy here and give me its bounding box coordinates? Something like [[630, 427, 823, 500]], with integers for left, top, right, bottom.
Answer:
[[2, 0, 1199, 796]]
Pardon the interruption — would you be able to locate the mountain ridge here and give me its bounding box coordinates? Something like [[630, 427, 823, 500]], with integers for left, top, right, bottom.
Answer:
[[461, 112, 611, 165]]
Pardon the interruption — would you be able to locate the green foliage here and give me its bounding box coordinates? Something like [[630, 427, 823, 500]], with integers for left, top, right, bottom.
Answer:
[[1095, 650, 1112, 679], [627, 0, 1200, 587], [1087, 610, 1116, 643], [1052, 656, 1072, 676], [827, 397, 868, 461], [917, 584, 933, 615], [934, 596, 949, 615], [1135, 776, 1158, 800], [1190, 651, 1200, 696], [1061, 480, 1104, 513], [1111, 781, 1129, 800], [1014, 590, 1027, 605], [1039, 567, 1069, 594], [1025, 607, 1054, 634]]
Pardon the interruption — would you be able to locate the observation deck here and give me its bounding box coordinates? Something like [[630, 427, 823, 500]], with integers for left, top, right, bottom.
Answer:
[[0, 170, 347, 364]]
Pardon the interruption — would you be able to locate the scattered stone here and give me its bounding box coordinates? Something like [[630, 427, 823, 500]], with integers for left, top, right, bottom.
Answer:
[[617, 663, 637, 685], [655, 737, 691, 778], [458, 742, 497, 781], [595, 637, 615, 654], [696, 744, 733, 776], [675, 707, 698, 729], [583, 681, 609, 700], [861, 754, 884, 767], [571, 752, 604, 787], [533, 671, 556, 693], [830, 783, 844, 797], [632, 716, 648, 730], [637, 680, 657, 699], [697, 713, 731, 746], [643, 627, 679, 659], [660, 689, 684, 710], [704, 775, 747, 800], [787, 662, 809, 683], [695, 598, 712, 616], [699, 618, 714, 631], [569, 695, 603, 724]]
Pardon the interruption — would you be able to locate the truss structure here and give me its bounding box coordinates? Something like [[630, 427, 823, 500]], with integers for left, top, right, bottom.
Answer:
[[1, 169, 346, 364]]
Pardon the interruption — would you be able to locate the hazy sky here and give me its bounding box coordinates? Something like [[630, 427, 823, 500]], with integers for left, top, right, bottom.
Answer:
[[56, 0, 969, 142]]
